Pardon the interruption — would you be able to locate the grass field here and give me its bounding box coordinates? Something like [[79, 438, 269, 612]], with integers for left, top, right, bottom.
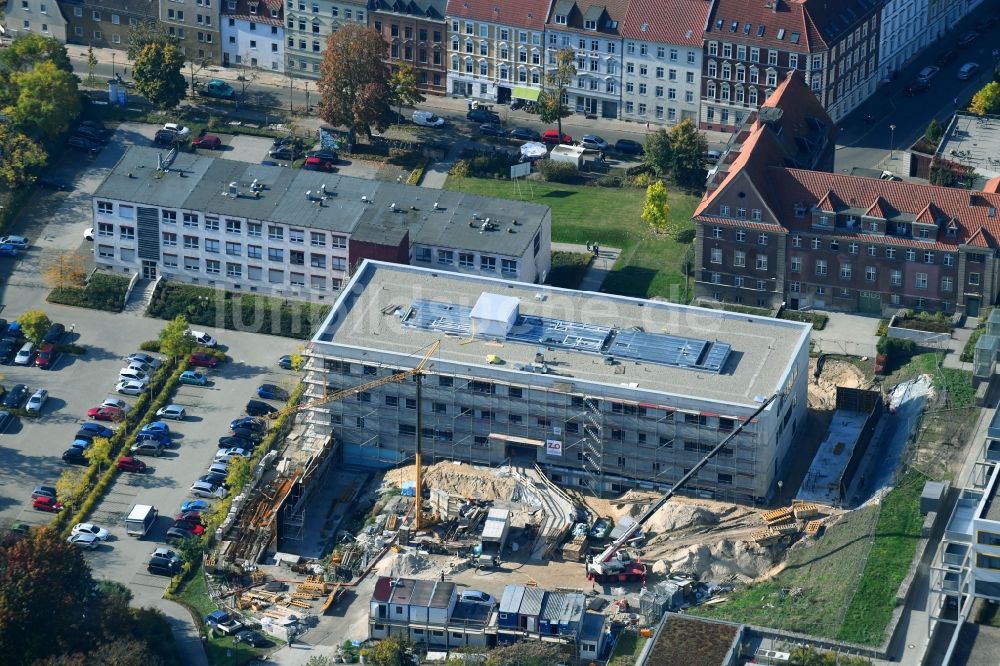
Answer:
[[607, 631, 649, 666], [444, 176, 700, 301], [693, 471, 925, 645]]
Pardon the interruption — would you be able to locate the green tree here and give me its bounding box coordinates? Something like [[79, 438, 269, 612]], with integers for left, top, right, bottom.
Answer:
[[18, 310, 52, 344], [0, 33, 74, 74], [5, 62, 81, 141], [87, 436, 114, 469], [56, 468, 88, 507], [643, 128, 671, 176], [389, 64, 425, 124], [317, 25, 392, 143], [641, 180, 671, 234], [86, 46, 98, 85], [969, 81, 1000, 116], [172, 535, 204, 567], [133, 42, 187, 110], [0, 124, 46, 189], [158, 315, 195, 359], [538, 48, 576, 139], [366, 637, 408, 666], [667, 118, 708, 188], [924, 118, 944, 145], [126, 20, 178, 60]]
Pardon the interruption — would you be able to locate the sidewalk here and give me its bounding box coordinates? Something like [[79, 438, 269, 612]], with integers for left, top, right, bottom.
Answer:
[[551, 242, 621, 292]]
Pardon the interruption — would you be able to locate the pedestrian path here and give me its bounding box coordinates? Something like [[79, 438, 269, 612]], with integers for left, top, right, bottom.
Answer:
[[152, 598, 209, 666], [551, 242, 621, 292]]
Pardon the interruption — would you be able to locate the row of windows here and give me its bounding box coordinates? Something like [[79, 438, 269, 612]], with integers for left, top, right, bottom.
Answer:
[[413, 248, 518, 274], [624, 43, 696, 63], [451, 21, 539, 45], [787, 259, 971, 289], [625, 65, 696, 82], [790, 237, 957, 265], [451, 58, 538, 83], [287, 11, 366, 32], [785, 284, 941, 310]]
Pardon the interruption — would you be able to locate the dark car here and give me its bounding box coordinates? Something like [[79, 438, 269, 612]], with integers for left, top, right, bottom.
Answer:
[[165, 525, 197, 544], [958, 31, 979, 48], [614, 139, 645, 156], [231, 427, 263, 443], [68, 137, 101, 153], [479, 123, 506, 137], [62, 448, 89, 466], [73, 127, 108, 144], [278, 355, 294, 370], [936, 49, 959, 66], [903, 80, 931, 96], [246, 399, 278, 417], [467, 108, 501, 123], [306, 149, 338, 162], [0, 410, 12, 431], [80, 422, 114, 438], [135, 430, 171, 446], [0, 339, 16, 364], [199, 472, 228, 487], [78, 120, 105, 133], [188, 353, 219, 368], [35, 343, 58, 370], [117, 456, 148, 473], [509, 127, 541, 142], [192, 134, 223, 150], [42, 323, 65, 344], [268, 145, 298, 161], [38, 175, 70, 191], [273, 136, 303, 148], [219, 435, 255, 449], [231, 417, 266, 432], [3, 384, 28, 409], [154, 129, 182, 146], [257, 383, 288, 400], [234, 630, 269, 648]]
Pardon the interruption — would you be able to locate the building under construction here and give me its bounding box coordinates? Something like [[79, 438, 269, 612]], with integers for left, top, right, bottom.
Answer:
[[303, 260, 811, 503]]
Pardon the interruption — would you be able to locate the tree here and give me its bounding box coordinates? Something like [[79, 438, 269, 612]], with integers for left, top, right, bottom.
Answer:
[[126, 20, 177, 60], [158, 315, 195, 359], [317, 25, 392, 143], [5, 62, 81, 141], [666, 119, 708, 188], [86, 46, 97, 85], [56, 468, 88, 507], [365, 637, 408, 666], [18, 310, 51, 344], [133, 43, 187, 110], [641, 181, 671, 234], [87, 436, 114, 469], [969, 81, 1000, 116], [389, 64, 425, 124], [0, 125, 46, 189], [42, 252, 88, 289], [0, 33, 74, 74], [235, 52, 262, 100], [538, 48, 576, 139], [924, 118, 944, 145], [643, 128, 672, 175]]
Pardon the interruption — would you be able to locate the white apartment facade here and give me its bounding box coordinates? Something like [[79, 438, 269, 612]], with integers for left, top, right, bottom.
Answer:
[[877, 0, 929, 81], [222, 0, 285, 72], [3, 0, 67, 41], [284, 0, 368, 78]]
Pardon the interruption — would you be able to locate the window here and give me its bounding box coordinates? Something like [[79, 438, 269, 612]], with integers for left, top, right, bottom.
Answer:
[[735, 230, 746, 242], [437, 250, 453, 265], [183, 235, 199, 250], [710, 248, 722, 264], [331, 235, 347, 249], [225, 242, 241, 256], [942, 276, 953, 292], [916, 273, 928, 289], [758, 233, 768, 246], [268, 248, 284, 262], [480, 256, 496, 271], [206, 259, 221, 275], [501, 259, 517, 275], [866, 266, 876, 282], [248, 222, 262, 237], [268, 225, 284, 241], [226, 263, 242, 278], [756, 254, 768, 270], [815, 259, 827, 276], [205, 217, 219, 231], [226, 219, 241, 234], [969, 272, 981, 286], [790, 257, 801, 273], [891, 269, 902, 286], [162, 232, 177, 246], [944, 254, 955, 267], [184, 257, 200, 271], [247, 245, 262, 259], [840, 263, 852, 279], [734, 250, 746, 267]]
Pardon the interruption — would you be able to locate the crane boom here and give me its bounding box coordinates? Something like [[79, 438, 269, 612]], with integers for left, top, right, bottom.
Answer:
[[594, 392, 778, 568]]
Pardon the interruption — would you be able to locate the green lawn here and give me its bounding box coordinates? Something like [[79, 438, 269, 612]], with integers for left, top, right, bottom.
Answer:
[[445, 176, 700, 301], [887, 352, 975, 409], [607, 631, 649, 666]]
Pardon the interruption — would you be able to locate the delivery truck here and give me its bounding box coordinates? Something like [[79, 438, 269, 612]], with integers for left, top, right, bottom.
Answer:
[[125, 504, 157, 538]]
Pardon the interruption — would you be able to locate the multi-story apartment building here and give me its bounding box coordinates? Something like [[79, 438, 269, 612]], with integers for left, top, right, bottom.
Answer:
[[701, 0, 881, 132], [877, 0, 929, 82], [928, 0, 985, 41], [159, 0, 222, 63], [221, 0, 284, 71], [544, 0, 627, 118], [444, 0, 552, 104], [304, 260, 810, 503], [284, 0, 368, 78], [369, 0, 448, 95], [619, 0, 709, 126], [695, 72, 1000, 318], [91, 146, 551, 297], [60, 1, 156, 51], [4, 0, 68, 41]]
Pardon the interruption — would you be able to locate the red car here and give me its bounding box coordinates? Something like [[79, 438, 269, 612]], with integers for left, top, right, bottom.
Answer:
[[541, 129, 572, 145], [33, 496, 63, 512], [174, 510, 204, 525], [173, 519, 205, 536], [88, 405, 125, 421], [117, 456, 148, 473], [35, 343, 57, 369], [188, 353, 219, 368], [302, 156, 335, 172], [192, 134, 222, 150]]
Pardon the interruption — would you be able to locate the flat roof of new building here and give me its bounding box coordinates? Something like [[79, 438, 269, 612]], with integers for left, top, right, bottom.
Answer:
[[94, 147, 547, 256], [312, 261, 810, 408]]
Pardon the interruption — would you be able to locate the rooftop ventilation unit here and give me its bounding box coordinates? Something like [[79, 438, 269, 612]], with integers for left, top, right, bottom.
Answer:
[[433, 202, 440, 210], [390, 202, 396, 210], [228, 182, 239, 198], [362, 195, 369, 203], [320, 183, 328, 196], [250, 178, 260, 192]]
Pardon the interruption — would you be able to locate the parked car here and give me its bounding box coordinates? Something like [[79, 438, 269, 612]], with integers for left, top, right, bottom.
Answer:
[[467, 108, 500, 123], [67, 533, 101, 550], [181, 500, 210, 513], [0, 235, 28, 249], [190, 480, 227, 499], [14, 342, 35, 365], [4, 383, 29, 408], [412, 110, 445, 127], [205, 610, 243, 635], [903, 80, 931, 96], [126, 353, 162, 369], [32, 485, 57, 500], [216, 447, 253, 463], [73, 127, 108, 144], [154, 129, 182, 146], [302, 156, 336, 172], [219, 435, 255, 449], [38, 175, 69, 191], [62, 448, 89, 465], [123, 359, 151, 374], [148, 547, 182, 576], [231, 427, 263, 443], [580, 135, 609, 151], [257, 383, 288, 400], [231, 417, 266, 432], [68, 136, 101, 153], [33, 496, 63, 512], [0, 339, 16, 364], [102, 397, 130, 411], [136, 431, 170, 446], [116, 456, 148, 473], [306, 149, 338, 162], [83, 227, 94, 241], [72, 523, 110, 540], [165, 525, 197, 544], [141, 421, 170, 435], [188, 353, 219, 368], [958, 31, 979, 48], [163, 123, 191, 137], [460, 590, 497, 604], [0, 244, 20, 257], [88, 405, 125, 421], [541, 129, 572, 145], [917, 65, 940, 82], [958, 62, 980, 80], [188, 330, 218, 347], [192, 134, 222, 150], [119, 368, 149, 384], [80, 423, 115, 438], [936, 49, 959, 66], [234, 630, 269, 648], [246, 399, 278, 417], [278, 355, 294, 370], [0, 410, 11, 431], [25, 389, 48, 415], [35, 344, 58, 369], [268, 145, 299, 161], [131, 440, 166, 457], [478, 123, 506, 137], [156, 404, 187, 420], [179, 370, 208, 385], [509, 127, 541, 142], [116, 380, 146, 396]]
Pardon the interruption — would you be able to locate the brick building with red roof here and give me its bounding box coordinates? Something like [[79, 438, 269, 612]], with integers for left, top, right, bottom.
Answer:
[[694, 70, 1000, 317], [370, 0, 449, 95]]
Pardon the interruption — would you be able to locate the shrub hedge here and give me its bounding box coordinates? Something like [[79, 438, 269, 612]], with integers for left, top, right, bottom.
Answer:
[[47, 272, 130, 312], [780, 310, 829, 330], [537, 160, 582, 184]]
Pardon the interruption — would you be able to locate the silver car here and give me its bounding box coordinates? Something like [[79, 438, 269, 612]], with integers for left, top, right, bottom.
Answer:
[[14, 342, 34, 365], [156, 404, 187, 420], [25, 388, 48, 415]]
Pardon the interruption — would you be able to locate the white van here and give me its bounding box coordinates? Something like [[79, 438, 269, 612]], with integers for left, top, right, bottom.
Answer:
[[412, 111, 445, 128]]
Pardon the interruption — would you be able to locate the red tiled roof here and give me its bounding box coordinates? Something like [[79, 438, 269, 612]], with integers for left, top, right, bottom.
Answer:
[[222, 0, 283, 25], [914, 203, 936, 224], [706, 0, 878, 52], [815, 190, 839, 211], [864, 196, 893, 219], [985, 176, 1000, 194], [445, 0, 553, 30], [620, 0, 710, 46], [757, 71, 838, 170]]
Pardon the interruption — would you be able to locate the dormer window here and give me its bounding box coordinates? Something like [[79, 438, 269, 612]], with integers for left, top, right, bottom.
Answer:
[[895, 222, 909, 236], [227, 0, 236, 10], [249, 1, 258, 14], [555, 14, 567, 24], [869, 222, 878, 232], [947, 226, 957, 237], [585, 19, 597, 30]]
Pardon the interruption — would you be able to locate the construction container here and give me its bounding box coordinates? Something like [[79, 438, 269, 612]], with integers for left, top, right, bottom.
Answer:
[[563, 535, 589, 562]]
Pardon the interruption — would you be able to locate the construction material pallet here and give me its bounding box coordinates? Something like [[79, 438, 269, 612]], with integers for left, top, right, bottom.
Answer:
[[762, 506, 794, 525], [792, 502, 821, 520]]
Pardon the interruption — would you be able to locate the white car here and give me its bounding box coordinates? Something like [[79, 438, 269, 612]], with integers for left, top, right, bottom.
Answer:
[[101, 396, 130, 412], [119, 368, 149, 384], [0, 235, 29, 249], [14, 342, 34, 365], [460, 590, 497, 604], [162, 123, 191, 137], [156, 404, 187, 420], [188, 330, 218, 348], [127, 353, 162, 369], [215, 447, 252, 463], [412, 110, 445, 127], [25, 389, 48, 414], [190, 480, 227, 499], [71, 522, 110, 540], [208, 462, 230, 477], [124, 360, 152, 374], [84, 227, 94, 241], [116, 380, 146, 396], [67, 533, 101, 550]]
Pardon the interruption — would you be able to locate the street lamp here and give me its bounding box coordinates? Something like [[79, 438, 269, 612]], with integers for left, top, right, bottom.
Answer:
[[111, 52, 116, 78], [889, 124, 897, 160]]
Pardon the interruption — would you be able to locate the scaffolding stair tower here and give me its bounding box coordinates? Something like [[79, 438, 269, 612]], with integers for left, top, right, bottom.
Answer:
[[579, 397, 603, 496]]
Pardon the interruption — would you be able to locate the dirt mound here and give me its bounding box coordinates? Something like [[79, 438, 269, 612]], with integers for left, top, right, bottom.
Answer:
[[383, 461, 517, 501], [809, 358, 866, 409], [664, 538, 775, 580], [391, 551, 431, 577], [643, 503, 721, 534]]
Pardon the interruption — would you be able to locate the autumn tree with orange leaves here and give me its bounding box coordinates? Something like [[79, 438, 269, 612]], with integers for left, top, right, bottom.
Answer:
[[317, 24, 392, 143]]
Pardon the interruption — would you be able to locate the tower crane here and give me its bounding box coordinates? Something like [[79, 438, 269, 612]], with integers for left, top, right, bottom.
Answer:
[[272, 340, 441, 529]]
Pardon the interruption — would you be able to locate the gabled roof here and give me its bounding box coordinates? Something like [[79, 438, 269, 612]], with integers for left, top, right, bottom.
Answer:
[[914, 203, 939, 225], [620, 0, 709, 46], [815, 190, 840, 212], [222, 0, 283, 26], [706, 0, 879, 52], [546, 0, 627, 35], [863, 196, 893, 220], [444, 0, 552, 30], [370, 0, 447, 20]]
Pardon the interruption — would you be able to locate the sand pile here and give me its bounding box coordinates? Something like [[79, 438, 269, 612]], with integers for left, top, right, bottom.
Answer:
[[808, 358, 865, 409], [391, 552, 431, 577], [383, 461, 517, 501], [661, 538, 775, 580], [642, 503, 721, 534]]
